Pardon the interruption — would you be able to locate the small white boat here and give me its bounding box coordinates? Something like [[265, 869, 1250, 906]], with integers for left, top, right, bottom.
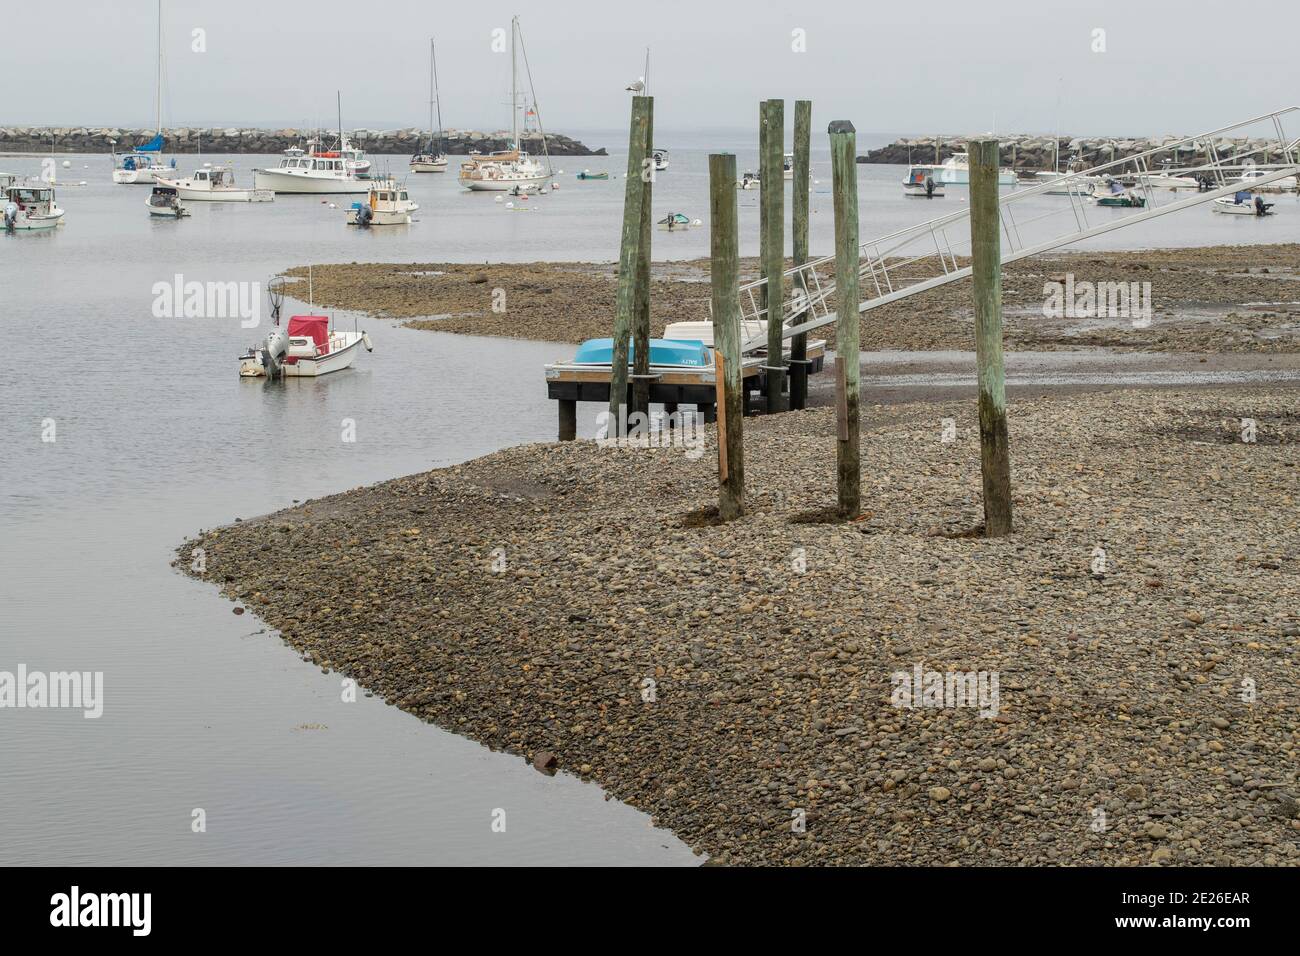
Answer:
[[1212, 192, 1275, 216], [652, 148, 670, 171], [339, 135, 371, 179], [903, 165, 945, 197], [737, 170, 760, 189], [145, 185, 189, 218], [782, 152, 794, 180], [1033, 171, 1100, 196], [347, 177, 419, 225], [239, 315, 373, 377], [411, 153, 448, 173], [1137, 172, 1201, 190], [3, 177, 66, 230], [157, 164, 274, 202], [656, 212, 701, 231], [909, 151, 1018, 186], [1238, 168, 1299, 193]]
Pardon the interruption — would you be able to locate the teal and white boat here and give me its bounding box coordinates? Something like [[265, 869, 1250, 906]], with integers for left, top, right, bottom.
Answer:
[[573, 337, 710, 368]]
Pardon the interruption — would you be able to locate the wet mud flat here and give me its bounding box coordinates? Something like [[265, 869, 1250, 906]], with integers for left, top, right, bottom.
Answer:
[[181, 385, 1300, 866], [286, 243, 1300, 352]]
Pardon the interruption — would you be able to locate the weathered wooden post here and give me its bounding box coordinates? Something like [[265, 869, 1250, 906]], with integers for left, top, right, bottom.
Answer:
[[760, 99, 786, 413], [609, 96, 651, 423], [632, 98, 655, 420], [829, 120, 860, 519], [709, 153, 745, 519], [789, 99, 812, 410], [969, 138, 1014, 536]]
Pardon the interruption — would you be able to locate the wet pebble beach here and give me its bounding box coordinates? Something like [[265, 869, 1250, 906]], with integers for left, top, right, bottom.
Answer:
[[181, 386, 1300, 866]]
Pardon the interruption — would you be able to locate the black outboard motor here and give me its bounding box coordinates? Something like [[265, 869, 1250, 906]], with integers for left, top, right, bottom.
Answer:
[[1254, 195, 1273, 216], [925, 176, 935, 198], [3, 201, 17, 232], [355, 203, 373, 228]]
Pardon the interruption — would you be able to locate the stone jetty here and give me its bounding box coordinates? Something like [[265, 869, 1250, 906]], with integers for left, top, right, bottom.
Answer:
[[0, 125, 606, 156], [858, 133, 1292, 171]]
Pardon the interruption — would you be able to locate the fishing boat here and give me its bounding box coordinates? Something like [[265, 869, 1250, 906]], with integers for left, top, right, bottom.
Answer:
[[1093, 180, 1146, 207], [112, 0, 175, 184], [347, 177, 419, 225], [1213, 191, 1275, 216], [459, 18, 551, 191], [411, 39, 449, 173], [145, 185, 188, 218], [656, 213, 701, 231], [2, 177, 65, 230], [902, 166, 945, 197], [239, 315, 373, 378], [737, 170, 760, 189], [783, 153, 794, 180], [255, 95, 371, 195], [339, 134, 371, 179], [652, 148, 669, 171], [157, 164, 274, 202], [576, 170, 608, 180], [909, 151, 1018, 186]]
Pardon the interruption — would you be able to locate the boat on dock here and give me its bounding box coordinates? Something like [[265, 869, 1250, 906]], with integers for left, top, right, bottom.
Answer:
[[347, 177, 419, 225], [145, 185, 188, 218], [3, 176, 66, 230], [240, 314, 372, 378], [410, 39, 449, 173], [157, 164, 274, 202]]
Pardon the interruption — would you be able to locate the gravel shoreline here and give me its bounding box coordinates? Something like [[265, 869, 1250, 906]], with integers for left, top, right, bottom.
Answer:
[[284, 243, 1300, 353], [180, 386, 1300, 866]]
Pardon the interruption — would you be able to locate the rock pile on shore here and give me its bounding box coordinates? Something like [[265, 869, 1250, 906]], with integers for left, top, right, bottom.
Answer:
[[180, 387, 1300, 866], [0, 125, 604, 156], [858, 134, 1294, 172], [288, 244, 1300, 353]]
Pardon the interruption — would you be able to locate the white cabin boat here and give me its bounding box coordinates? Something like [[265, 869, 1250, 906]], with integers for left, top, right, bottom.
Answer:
[[239, 315, 373, 377], [145, 185, 189, 218], [910, 151, 1018, 186], [652, 148, 670, 171], [253, 152, 370, 194], [3, 178, 66, 230], [737, 170, 760, 189], [339, 135, 371, 179], [1213, 192, 1275, 216], [903, 165, 945, 197], [782, 153, 794, 180], [347, 178, 419, 225], [157, 165, 274, 202], [1238, 167, 1299, 192], [1034, 171, 1100, 196]]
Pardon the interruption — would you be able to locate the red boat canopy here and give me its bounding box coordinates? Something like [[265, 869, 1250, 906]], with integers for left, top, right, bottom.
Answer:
[[287, 316, 330, 355]]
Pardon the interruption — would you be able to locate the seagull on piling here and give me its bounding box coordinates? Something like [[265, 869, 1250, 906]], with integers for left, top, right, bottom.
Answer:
[[625, 77, 645, 93]]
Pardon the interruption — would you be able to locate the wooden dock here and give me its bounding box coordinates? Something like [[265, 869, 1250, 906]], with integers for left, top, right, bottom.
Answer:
[[545, 341, 827, 440]]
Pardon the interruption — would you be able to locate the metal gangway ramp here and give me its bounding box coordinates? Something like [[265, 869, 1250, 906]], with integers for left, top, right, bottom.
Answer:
[[737, 107, 1300, 352]]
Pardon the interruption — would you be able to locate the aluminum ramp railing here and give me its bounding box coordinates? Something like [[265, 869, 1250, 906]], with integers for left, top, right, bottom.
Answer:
[[734, 107, 1300, 353]]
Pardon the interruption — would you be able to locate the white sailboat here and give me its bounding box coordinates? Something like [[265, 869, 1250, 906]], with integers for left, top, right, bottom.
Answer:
[[112, 0, 177, 184], [459, 17, 550, 191], [411, 39, 449, 173]]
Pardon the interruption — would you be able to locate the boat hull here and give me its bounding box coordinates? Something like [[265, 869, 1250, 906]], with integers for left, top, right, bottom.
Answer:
[[251, 169, 370, 194], [240, 331, 372, 377], [1212, 199, 1273, 216], [5, 210, 64, 230], [461, 172, 549, 191], [156, 178, 274, 202], [113, 167, 161, 185], [903, 183, 946, 197]]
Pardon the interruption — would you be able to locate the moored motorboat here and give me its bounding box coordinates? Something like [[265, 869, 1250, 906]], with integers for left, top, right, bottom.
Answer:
[[347, 177, 419, 225], [908, 151, 1018, 186], [903, 165, 945, 197], [157, 164, 274, 202], [656, 212, 701, 231], [145, 185, 189, 217], [3, 177, 66, 230], [253, 151, 370, 194], [576, 170, 608, 180], [239, 314, 373, 377], [1212, 191, 1275, 216], [737, 170, 760, 189], [652, 148, 669, 171], [783, 152, 794, 180], [1093, 180, 1146, 207]]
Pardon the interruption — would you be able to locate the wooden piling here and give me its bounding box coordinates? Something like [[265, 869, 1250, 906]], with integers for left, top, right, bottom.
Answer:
[[632, 97, 655, 419], [829, 120, 860, 519], [608, 96, 651, 422], [969, 138, 1014, 536], [760, 99, 786, 413], [789, 99, 812, 410], [709, 153, 745, 520], [558, 398, 577, 441]]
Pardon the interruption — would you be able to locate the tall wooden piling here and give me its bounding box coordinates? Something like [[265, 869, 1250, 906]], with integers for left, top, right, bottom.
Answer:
[[609, 96, 651, 422], [969, 138, 1014, 536], [709, 153, 745, 519], [829, 120, 861, 519], [760, 99, 786, 413], [632, 98, 655, 419], [789, 99, 812, 410]]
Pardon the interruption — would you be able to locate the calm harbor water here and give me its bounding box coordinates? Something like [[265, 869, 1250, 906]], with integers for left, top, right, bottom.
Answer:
[[1, 132, 1295, 865]]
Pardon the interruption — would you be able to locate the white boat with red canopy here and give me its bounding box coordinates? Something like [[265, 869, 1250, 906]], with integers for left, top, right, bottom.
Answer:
[[239, 314, 373, 377]]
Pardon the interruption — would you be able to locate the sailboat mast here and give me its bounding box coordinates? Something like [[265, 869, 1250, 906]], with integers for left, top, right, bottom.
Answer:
[[428, 39, 434, 150], [432, 39, 444, 154], [155, 0, 163, 133], [510, 17, 519, 151], [337, 91, 343, 151]]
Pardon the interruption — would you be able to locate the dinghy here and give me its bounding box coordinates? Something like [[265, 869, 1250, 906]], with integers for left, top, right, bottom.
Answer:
[[1213, 191, 1275, 216], [576, 170, 608, 180], [656, 212, 702, 231]]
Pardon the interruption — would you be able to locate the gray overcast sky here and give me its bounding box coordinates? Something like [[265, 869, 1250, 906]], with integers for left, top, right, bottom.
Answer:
[[6, 0, 1297, 137]]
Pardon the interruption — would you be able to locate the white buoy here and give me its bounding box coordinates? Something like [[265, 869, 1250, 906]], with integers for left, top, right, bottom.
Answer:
[[692, 219, 703, 226], [505, 201, 514, 209], [495, 195, 505, 203], [61, 160, 71, 169], [551, 182, 560, 190]]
